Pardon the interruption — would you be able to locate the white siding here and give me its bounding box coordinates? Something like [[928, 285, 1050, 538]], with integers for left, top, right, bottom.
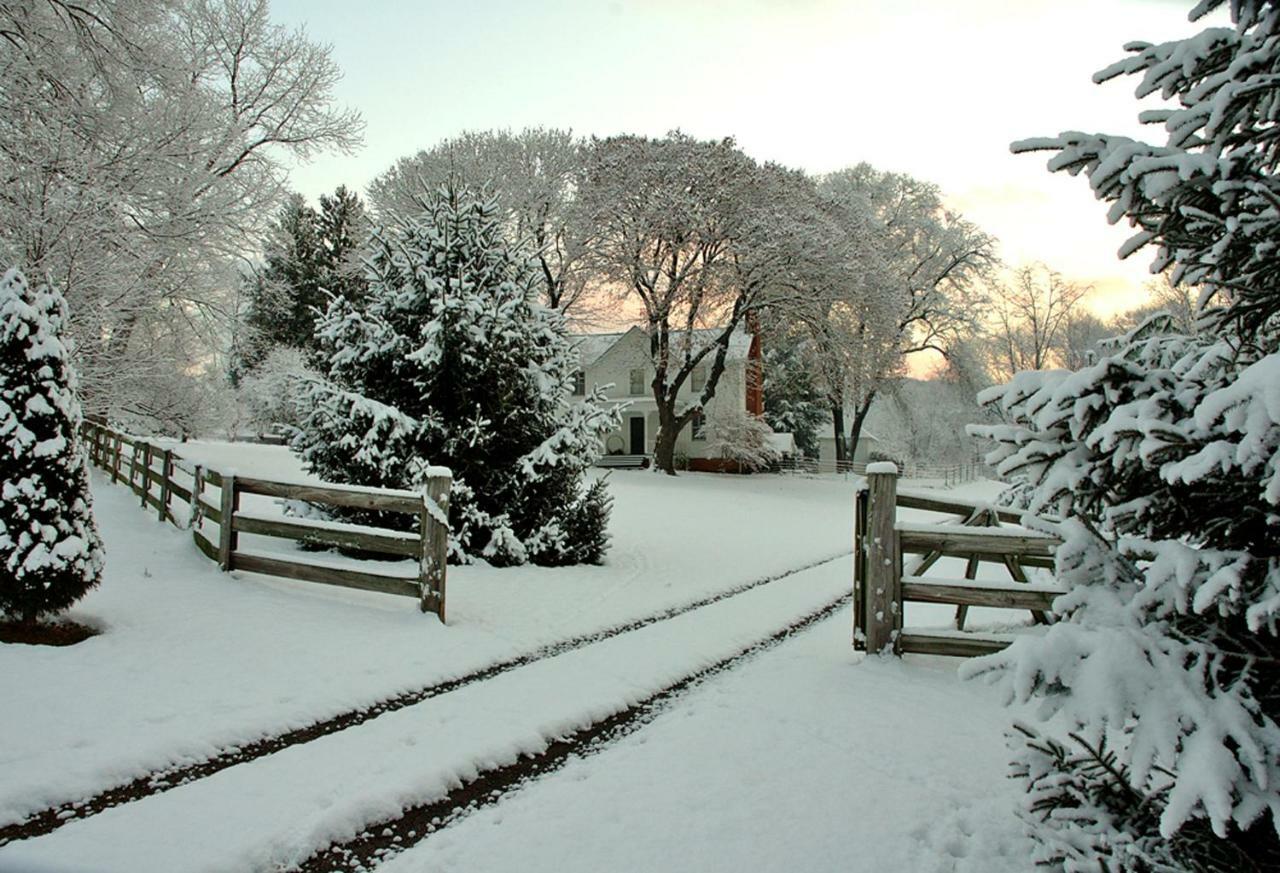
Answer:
[[582, 327, 748, 459]]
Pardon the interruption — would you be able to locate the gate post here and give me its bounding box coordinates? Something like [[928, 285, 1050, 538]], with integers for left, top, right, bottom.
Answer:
[[419, 473, 451, 622], [863, 463, 901, 655]]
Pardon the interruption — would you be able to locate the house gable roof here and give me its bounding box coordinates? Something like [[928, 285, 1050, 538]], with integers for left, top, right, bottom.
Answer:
[[569, 325, 644, 369], [570, 325, 753, 369]]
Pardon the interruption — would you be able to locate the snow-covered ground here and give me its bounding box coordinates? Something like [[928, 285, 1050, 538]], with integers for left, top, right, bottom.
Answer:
[[377, 614, 1035, 873], [1, 443, 1036, 871]]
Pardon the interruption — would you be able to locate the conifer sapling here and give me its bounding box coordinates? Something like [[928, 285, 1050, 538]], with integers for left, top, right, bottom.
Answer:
[[0, 268, 103, 625]]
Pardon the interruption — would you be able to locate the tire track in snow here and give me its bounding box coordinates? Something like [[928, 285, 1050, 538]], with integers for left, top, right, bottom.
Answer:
[[0, 550, 851, 847], [292, 592, 851, 873]]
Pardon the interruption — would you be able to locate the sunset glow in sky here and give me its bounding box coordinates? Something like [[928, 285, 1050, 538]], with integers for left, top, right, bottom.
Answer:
[[271, 0, 1222, 319]]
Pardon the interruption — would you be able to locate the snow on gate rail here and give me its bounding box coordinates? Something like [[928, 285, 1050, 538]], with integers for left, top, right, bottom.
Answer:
[[79, 420, 452, 621]]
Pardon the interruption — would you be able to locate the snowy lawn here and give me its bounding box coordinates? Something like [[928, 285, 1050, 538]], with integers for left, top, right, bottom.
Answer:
[[1, 442, 1035, 867]]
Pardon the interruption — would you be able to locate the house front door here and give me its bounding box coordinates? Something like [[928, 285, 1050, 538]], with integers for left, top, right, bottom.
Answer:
[[629, 416, 646, 455]]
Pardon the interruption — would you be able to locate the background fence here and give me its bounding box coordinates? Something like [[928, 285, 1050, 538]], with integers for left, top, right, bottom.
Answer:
[[80, 420, 451, 621], [775, 456, 987, 487]]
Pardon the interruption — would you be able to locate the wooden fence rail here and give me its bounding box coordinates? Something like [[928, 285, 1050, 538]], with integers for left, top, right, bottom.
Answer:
[[80, 420, 451, 621], [853, 465, 1064, 658]]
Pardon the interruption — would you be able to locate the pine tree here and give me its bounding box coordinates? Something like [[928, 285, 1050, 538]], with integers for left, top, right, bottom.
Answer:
[[762, 330, 827, 458], [291, 188, 618, 566], [234, 187, 369, 382], [316, 185, 369, 307], [0, 268, 103, 625], [964, 4, 1280, 870]]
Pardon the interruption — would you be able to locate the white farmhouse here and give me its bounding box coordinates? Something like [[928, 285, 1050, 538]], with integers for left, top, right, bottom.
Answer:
[[570, 326, 768, 471]]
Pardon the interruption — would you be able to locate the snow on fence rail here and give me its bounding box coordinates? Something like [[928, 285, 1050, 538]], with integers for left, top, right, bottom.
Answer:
[[853, 466, 1064, 658], [79, 420, 452, 621]]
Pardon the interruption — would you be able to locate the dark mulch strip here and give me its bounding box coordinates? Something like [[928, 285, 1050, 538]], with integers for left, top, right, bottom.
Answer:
[[0, 551, 851, 847], [0, 619, 99, 647], [293, 593, 850, 873]]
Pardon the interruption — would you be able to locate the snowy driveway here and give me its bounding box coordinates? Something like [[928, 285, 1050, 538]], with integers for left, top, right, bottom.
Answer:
[[375, 613, 1035, 873]]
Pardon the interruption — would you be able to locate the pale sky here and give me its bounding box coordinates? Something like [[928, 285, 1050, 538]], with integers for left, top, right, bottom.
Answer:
[[271, 0, 1219, 319]]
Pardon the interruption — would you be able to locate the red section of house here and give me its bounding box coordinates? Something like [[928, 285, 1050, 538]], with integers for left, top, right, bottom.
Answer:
[[745, 330, 763, 416]]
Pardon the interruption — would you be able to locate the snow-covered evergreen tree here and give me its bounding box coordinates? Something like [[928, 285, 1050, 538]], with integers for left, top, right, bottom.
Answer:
[[761, 330, 827, 457], [965, 4, 1280, 870], [0, 268, 102, 625], [234, 186, 369, 382], [292, 188, 618, 567]]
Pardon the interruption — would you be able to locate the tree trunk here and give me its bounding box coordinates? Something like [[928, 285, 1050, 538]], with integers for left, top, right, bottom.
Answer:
[[653, 423, 679, 476], [831, 404, 846, 463], [849, 390, 877, 465]]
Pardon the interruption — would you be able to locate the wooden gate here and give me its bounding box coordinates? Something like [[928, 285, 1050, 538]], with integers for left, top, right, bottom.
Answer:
[[853, 465, 1063, 657]]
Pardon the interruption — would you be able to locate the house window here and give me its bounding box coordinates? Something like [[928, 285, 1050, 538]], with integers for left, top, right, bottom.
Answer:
[[691, 409, 706, 440], [629, 368, 645, 395], [572, 370, 585, 396], [691, 366, 706, 392]]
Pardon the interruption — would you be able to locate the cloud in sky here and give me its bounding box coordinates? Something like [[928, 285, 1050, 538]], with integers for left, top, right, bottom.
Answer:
[[270, 0, 1219, 314]]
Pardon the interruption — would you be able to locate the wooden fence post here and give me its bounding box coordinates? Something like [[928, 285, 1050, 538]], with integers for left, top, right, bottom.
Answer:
[[191, 465, 204, 527], [419, 474, 451, 621], [218, 474, 238, 571], [112, 435, 123, 483], [158, 449, 173, 523], [863, 463, 901, 655], [128, 441, 140, 496], [140, 442, 152, 508], [853, 485, 869, 649]]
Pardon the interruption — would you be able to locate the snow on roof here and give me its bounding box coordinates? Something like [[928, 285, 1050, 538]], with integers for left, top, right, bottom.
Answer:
[[570, 326, 754, 368], [570, 332, 628, 368]]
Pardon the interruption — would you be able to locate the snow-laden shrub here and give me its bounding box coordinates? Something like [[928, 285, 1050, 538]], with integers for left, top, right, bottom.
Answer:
[[0, 268, 103, 623], [706, 411, 780, 471], [292, 188, 620, 566], [236, 346, 320, 435], [962, 4, 1280, 869]]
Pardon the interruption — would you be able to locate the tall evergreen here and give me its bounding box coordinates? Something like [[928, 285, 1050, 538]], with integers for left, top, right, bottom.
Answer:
[[292, 188, 618, 567], [967, 4, 1280, 869], [316, 185, 370, 306], [0, 269, 103, 624], [234, 186, 369, 381], [762, 331, 827, 458]]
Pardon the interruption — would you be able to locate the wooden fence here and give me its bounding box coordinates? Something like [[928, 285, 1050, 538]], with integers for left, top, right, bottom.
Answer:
[[776, 456, 986, 487], [80, 420, 451, 621], [853, 466, 1064, 657]]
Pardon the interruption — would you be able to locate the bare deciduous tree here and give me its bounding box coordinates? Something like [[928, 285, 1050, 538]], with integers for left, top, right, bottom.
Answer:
[[367, 128, 594, 317], [815, 165, 995, 459], [989, 263, 1092, 379], [577, 132, 830, 474], [0, 0, 363, 430]]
